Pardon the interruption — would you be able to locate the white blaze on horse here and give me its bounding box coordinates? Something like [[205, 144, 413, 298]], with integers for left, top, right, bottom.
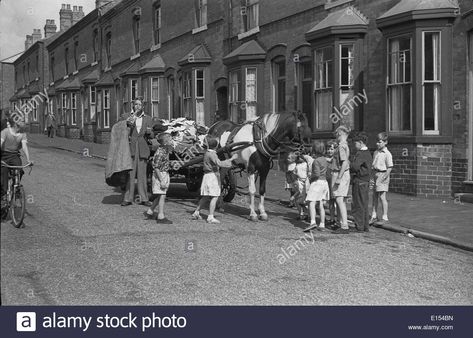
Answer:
[[208, 112, 312, 221]]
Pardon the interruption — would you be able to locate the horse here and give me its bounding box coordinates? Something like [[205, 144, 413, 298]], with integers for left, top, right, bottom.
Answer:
[[208, 112, 312, 221]]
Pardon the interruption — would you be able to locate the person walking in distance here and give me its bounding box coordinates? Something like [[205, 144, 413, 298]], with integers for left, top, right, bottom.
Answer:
[[122, 99, 154, 207], [45, 112, 56, 138]]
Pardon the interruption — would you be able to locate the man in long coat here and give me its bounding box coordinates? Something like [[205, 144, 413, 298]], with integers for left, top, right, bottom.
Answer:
[[121, 99, 154, 206]]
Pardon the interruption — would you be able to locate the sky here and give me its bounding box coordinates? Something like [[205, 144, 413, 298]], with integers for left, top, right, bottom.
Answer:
[[0, 0, 95, 62]]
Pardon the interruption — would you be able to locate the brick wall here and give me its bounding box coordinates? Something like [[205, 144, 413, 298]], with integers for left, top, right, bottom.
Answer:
[[96, 130, 111, 144], [452, 158, 468, 193]]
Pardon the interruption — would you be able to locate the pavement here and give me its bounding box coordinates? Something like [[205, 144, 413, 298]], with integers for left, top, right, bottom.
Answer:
[[27, 133, 473, 252]]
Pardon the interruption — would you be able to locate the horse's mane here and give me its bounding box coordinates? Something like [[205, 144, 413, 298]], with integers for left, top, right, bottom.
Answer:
[[261, 113, 280, 137]]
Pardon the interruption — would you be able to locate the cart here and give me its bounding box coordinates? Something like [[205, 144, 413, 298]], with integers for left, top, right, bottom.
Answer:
[[147, 141, 252, 203]]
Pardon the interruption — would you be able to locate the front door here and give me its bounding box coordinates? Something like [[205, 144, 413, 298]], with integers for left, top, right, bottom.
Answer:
[[468, 31, 473, 180], [216, 86, 228, 121]]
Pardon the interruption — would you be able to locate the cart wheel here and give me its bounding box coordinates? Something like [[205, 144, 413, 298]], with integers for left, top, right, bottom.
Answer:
[[221, 170, 236, 202]]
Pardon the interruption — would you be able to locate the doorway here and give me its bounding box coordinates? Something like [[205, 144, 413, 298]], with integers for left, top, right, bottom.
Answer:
[[216, 86, 228, 121]]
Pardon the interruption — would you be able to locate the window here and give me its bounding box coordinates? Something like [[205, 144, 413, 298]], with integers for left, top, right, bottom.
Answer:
[[65, 47, 69, 74], [27, 61, 30, 82], [339, 44, 355, 127], [195, 69, 205, 125], [62, 92, 68, 125], [229, 70, 241, 122], [105, 33, 112, 68], [272, 58, 286, 113], [22, 65, 25, 84], [423, 31, 441, 134], [167, 76, 175, 119], [71, 93, 77, 125], [93, 30, 98, 62], [295, 60, 313, 125], [50, 55, 55, 81], [151, 77, 159, 117], [133, 16, 140, 54], [103, 89, 110, 128], [182, 71, 192, 118], [387, 36, 412, 132], [130, 79, 138, 102], [154, 6, 161, 45], [245, 67, 257, 120], [195, 0, 207, 28], [241, 0, 259, 32], [74, 41, 79, 71], [90, 86, 96, 121], [32, 100, 37, 121], [314, 46, 333, 130], [36, 54, 39, 76]]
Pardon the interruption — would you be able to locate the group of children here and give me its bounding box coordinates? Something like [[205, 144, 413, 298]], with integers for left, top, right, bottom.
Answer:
[[143, 125, 393, 230], [286, 126, 393, 234], [143, 132, 237, 224]]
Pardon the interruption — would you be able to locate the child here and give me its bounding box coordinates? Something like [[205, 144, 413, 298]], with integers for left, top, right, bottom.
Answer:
[[325, 140, 337, 227], [192, 137, 237, 224], [144, 132, 173, 224], [370, 132, 393, 225], [350, 132, 372, 232], [304, 141, 329, 232], [284, 152, 297, 208], [292, 152, 313, 220], [331, 125, 351, 234]]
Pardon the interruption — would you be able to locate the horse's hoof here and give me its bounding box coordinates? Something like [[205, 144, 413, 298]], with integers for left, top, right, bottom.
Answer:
[[259, 214, 268, 221], [248, 215, 259, 222]]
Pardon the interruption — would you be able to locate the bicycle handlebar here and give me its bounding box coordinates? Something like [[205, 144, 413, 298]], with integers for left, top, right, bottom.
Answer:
[[0, 161, 34, 169]]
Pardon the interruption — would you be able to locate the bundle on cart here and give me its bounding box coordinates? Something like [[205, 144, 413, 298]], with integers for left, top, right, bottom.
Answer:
[[159, 117, 209, 153]]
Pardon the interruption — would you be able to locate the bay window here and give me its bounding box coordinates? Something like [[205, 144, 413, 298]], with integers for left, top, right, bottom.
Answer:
[[182, 71, 192, 118], [71, 93, 77, 125], [245, 67, 257, 120], [61, 93, 68, 124], [314, 47, 333, 130], [151, 77, 159, 118], [423, 31, 441, 134], [195, 69, 205, 125], [388, 36, 412, 133], [90, 86, 96, 121], [229, 70, 241, 122], [103, 89, 110, 128]]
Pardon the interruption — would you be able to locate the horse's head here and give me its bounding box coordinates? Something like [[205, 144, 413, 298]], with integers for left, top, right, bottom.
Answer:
[[286, 111, 312, 145]]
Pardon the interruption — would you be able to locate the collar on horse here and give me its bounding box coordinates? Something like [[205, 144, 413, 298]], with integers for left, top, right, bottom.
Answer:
[[253, 119, 280, 159]]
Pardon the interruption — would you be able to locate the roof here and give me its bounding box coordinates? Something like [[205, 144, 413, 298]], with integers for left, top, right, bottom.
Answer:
[[67, 77, 82, 90], [56, 78, 71, 91], [28, 82, 42, 94], [18, 88, 30, 99], [120, 61, 142, 77], [306, 6, 369, 41], [95, 71, 115, 87], [223, 40, 266, 65], [82, 68, 100, 84], [140, 54, 166, 74], [377, 0, 459, 28], [178, 44, 212, 66]]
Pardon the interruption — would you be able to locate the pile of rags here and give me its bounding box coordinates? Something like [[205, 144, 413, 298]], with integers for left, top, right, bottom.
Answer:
[[160, 117, 208, 153]]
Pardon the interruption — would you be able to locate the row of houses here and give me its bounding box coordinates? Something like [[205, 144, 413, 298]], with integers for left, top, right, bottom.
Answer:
[[6, 0, 473, 199]]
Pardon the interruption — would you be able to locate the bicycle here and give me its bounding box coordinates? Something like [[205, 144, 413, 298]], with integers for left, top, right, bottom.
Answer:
[[1, 161, 33, 228]]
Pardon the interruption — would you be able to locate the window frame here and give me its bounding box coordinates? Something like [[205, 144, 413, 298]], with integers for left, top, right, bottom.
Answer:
[[195, 0, 208, 28], [133, 16, 140, 54], [271, 57, 286, 113], [103, 89, 110, 129], [386, 34, 413, 134], [228, 69, 241, 123], [421, 30, 441, 135], [150, 76, 160, 118], [89, 86, 97, 121], [154, 6, 161, 46], [313, 45, 334, 131], [245, 66, 258, 120], [105, 33, 112, 68], [65, 47, 69, 75], [130, 78, 139, 102], [71, 92, 77, 125], [241, 0, 259, 33]]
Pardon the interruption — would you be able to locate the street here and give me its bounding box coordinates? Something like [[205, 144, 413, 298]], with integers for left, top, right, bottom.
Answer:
[[1, 144, 473, 305]]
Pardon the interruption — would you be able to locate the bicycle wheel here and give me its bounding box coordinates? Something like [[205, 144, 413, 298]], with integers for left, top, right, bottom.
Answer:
[[9, 185, 26, 228]]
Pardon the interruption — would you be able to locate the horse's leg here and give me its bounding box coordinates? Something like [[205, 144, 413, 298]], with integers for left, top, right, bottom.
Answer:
[[248, 172, 258, 222], [258, 160, 270, 221]]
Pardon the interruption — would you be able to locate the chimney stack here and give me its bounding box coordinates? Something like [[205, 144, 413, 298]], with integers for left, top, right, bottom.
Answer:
[[32, 29, 42, 44], [25, 35, 33, 50], [44, 19, 57, 39], [72, 5, 85, 25], [59, 3, 73, 31]]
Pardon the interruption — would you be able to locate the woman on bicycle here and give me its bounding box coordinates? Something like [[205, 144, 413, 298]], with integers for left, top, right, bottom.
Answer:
[[1, 117, 31, 208]]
